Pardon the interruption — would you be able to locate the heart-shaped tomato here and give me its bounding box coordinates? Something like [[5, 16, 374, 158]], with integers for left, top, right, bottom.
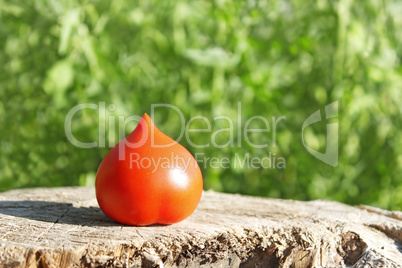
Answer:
[[95, 114, 203, 226]]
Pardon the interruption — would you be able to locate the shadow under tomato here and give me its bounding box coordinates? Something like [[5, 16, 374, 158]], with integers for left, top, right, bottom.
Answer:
[[0, 200, 120, 227]]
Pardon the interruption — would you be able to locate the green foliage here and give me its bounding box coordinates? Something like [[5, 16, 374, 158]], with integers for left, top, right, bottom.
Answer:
[[1, 0, 401, 209]]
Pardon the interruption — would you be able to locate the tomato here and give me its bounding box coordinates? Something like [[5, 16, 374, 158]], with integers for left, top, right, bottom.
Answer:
[[95, 113, 203, 226]]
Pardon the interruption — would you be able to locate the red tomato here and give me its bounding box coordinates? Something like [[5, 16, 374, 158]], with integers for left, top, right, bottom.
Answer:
[[95, 114, 203, 226]]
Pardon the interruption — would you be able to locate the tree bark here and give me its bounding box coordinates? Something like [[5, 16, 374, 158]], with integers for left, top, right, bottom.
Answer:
[[0, 187, 401, 267]]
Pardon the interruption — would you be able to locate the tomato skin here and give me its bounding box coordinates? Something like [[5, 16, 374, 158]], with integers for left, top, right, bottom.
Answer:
[[95, 114, 203, 226]]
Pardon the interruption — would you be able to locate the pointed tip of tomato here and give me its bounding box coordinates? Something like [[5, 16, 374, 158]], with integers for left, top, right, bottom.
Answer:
[[142, 113, 150, 122], [140, 113, 155, 128]]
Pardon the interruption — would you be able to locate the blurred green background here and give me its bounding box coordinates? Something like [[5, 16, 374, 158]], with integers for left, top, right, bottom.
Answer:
[[1, 0, 401, 210]]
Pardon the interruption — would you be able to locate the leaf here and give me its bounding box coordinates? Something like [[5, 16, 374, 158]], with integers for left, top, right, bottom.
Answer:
[[183, 47, 240, 69]]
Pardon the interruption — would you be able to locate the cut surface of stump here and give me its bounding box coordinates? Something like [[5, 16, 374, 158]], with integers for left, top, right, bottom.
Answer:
[[0, 187, 401, 267]]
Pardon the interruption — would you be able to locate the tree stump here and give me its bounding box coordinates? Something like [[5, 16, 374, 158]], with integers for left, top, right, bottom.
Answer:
[[0, 187, 401, 267]]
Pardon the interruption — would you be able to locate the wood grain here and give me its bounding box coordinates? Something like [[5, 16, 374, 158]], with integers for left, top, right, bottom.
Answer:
[[0, 187, 401, 267]]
